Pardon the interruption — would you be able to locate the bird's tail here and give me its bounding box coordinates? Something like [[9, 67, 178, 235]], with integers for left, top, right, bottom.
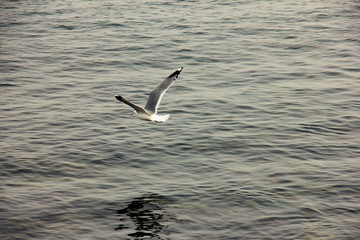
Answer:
[[153, 114, 170, 123]]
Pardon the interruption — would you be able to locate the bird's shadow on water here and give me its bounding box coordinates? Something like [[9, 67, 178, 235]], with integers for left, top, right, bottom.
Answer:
[[115, 193, 176, 239]]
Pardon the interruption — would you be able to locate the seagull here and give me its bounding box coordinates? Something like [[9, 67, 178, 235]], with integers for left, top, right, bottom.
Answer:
[[115, 67, 183, 123]]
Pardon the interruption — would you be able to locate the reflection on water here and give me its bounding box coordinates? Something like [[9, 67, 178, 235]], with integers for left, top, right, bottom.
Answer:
[[115, 193, 174, 239]]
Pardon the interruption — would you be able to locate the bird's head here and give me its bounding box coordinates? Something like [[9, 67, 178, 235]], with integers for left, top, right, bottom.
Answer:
[[130, 110, 137, 116]]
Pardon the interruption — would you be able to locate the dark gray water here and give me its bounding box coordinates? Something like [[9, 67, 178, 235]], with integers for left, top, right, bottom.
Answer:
[[1, 0, 360, 239]]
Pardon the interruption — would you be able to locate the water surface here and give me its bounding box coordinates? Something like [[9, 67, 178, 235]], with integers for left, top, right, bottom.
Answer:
[[1, 0, 359, 239]]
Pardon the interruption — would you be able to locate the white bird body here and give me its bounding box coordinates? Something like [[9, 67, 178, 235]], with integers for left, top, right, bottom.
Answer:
[[115, 67, 183, 123]]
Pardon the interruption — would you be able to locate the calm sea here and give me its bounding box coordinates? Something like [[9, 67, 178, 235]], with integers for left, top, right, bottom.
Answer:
[[1, 0, 359, 239]]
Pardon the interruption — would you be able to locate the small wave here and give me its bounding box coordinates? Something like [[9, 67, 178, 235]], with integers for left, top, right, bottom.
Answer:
[[0, 83, 16, 87], [291, 122, 353, 136], [54, 25, 76, 30]]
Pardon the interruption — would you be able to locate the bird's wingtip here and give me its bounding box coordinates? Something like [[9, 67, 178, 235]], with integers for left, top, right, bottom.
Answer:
[[168, 67, 184, 79], [115, 95, 123, 101]]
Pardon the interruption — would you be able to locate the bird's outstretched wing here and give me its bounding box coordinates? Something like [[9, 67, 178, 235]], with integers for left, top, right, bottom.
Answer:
[[144, 67, 183, 114], [115, 95, 149, 115]]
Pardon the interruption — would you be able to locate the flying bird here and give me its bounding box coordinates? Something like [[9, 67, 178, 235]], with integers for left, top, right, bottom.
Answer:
[[115, 67, 183, 123]]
